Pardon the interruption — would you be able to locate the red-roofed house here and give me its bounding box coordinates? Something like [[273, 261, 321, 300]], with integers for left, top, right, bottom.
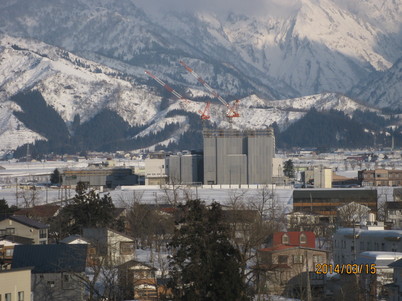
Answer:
[[272, 231, 315, 248], [255, 231, 328, 298]]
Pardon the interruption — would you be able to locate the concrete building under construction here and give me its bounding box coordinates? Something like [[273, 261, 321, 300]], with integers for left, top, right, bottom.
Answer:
[[203, 128, 275, 185]]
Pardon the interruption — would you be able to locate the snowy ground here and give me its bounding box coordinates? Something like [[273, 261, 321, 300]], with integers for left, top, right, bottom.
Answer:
[[0, 155, 399, 208]]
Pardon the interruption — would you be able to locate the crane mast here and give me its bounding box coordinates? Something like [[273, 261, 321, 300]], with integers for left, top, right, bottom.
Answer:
[[179, 61, 240, 119], [145, 70, 210, 120]]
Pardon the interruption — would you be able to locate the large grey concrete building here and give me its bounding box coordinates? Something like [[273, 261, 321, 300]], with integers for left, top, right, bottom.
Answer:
[[167, 152, 203, 185], [203, 128, 275, 185]]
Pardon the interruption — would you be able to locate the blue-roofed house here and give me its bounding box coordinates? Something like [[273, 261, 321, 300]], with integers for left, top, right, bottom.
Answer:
[[12, 244, 88, 301]]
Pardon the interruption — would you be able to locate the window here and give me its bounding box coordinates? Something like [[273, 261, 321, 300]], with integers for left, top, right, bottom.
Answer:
[[278, 255, 288, 264], [39, 229, 47, 239], [5, 294, 11, 301], [300, 233, 307, 244], [47, 281, 55, 288], [313, 255, 322, 263], [18, 291, 24, 301], [282, 234, 289, 245], [120, 242, 134, 255], [5, 228, 15, 235], [5, 248, 13, 257], [293, 255, 303, 264]]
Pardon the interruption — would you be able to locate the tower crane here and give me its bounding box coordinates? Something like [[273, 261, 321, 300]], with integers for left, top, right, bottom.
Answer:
[[179, 61, 240, 120], [145, 70, 210, 120]]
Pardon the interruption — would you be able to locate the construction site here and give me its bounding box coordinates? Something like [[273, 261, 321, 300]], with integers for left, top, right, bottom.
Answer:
[[146, 61, 276, 186]]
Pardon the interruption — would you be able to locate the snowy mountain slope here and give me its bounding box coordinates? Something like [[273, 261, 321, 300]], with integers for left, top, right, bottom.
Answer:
[[225, 93, 380, 131], [0, 0, 288, 100], [349, 57, 402, 110], [0, 35, 208, 155], [0, 0, 400, 106], [0, 35, 399, 156]]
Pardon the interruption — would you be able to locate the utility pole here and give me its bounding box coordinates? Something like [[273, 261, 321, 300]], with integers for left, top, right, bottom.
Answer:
[[305, 250, 312, 301], [15, 178, 18, 208]]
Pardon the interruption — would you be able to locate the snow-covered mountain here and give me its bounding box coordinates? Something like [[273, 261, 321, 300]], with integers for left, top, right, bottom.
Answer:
[[1, 35, 395, 156], [349, 57, 402, 109], [0, 0, 401, 155], [0, 0, 401, 105]]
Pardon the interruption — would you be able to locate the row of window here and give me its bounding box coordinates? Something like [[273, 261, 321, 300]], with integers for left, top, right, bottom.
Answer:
[[277, 254, 324, 264], [0, 228, 15, 235], [335, 239, 399, 253], [282, 233, 307, 245], [0, 292, 24, 301], [0, 228, 47, 238]]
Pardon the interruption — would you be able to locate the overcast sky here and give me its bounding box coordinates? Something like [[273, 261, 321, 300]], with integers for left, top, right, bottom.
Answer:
[[135, 0, 302, 18]]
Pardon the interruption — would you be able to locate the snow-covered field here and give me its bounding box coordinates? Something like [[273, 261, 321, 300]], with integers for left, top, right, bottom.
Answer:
[[0, 156, 399, 208]]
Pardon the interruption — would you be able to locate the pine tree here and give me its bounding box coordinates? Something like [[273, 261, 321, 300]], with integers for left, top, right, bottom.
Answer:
[[283, 159, 295, 178], [168, 200, 250, 301], [50, 168, 62, 185], [51, 183, 115, 238]]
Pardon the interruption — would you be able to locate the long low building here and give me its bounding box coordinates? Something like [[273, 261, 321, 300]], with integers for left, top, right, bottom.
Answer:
[[62, 168, 138, 188], [293, 189, 378, 219]]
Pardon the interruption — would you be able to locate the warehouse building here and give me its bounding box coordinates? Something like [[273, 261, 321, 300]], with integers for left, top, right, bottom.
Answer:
[[203, 128, 275, 185], [62, 168, 138, 188]]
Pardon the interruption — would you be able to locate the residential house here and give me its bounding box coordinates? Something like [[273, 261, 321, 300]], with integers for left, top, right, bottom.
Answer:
[[83, 228, 135, 265], [0, 215, 49, 244], [118, 260, 158, 301], [354, 251, 402, 300], [395, 188, 402, 202], [359, 169, 402, 187], [386, 201, 402, 229], [14, 204, 60, 224], [12, 244, 88, 301], [221, 209, 260, 244], [0, 235, 33, 266], [60, 235, 96, 266], [387, 258, 402, 301], [256, 231, 328, 298], [0, 267, 32, 301]]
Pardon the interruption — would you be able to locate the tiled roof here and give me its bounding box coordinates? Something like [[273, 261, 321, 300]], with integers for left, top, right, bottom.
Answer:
[[12, 244, 88, 273], [14, 204, 60, 218], [9, 215, 48, 229]]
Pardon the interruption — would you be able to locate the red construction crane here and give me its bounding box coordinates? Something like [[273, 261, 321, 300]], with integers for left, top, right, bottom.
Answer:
[[179, 61, 240, 119], [145, 70, 210, 120]]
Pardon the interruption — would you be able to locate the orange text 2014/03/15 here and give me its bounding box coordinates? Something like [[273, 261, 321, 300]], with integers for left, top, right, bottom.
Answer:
[[315, 264, 376, 275]]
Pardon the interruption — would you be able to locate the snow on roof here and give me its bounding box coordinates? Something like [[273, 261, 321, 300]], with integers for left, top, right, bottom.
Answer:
[[336, 228, 402, 239], [356, 251, 402, 267]]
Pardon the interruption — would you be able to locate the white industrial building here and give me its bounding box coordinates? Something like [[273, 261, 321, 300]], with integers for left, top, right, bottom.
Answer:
[[333, 226, 402, 265]]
